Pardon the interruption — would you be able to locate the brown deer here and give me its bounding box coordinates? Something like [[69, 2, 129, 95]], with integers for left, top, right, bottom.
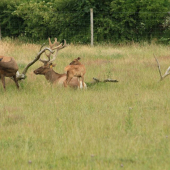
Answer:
[[0, 56, 19, 90], [64, 57, 86, 88], [34, 38, 87, 88]]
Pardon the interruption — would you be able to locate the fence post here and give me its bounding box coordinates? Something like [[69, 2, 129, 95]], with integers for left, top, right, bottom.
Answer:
[[90, 8, 93, 46]]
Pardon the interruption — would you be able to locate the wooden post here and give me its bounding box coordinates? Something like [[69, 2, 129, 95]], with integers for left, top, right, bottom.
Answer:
[[90, 8, 93, 46]]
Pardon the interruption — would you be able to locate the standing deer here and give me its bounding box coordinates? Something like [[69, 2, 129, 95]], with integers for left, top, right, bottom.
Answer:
[[0, 56, 19, 90], [64, 57, 86, 88], [34, 38, 87, 89]]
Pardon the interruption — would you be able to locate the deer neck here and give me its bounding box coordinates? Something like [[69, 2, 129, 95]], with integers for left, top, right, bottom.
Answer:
[[45, 69, 61, 83]]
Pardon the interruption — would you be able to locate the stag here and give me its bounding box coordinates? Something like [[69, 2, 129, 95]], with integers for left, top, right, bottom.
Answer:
[[64, 57, 86, 88], [34, 40, 86, 88], [0, 56, 19, 90]]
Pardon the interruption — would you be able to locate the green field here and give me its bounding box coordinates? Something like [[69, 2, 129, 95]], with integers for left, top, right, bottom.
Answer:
[[0, 40, 170, 170]]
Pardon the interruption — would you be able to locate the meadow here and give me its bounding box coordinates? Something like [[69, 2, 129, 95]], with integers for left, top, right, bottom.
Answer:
[[0, 39, 170, 170]]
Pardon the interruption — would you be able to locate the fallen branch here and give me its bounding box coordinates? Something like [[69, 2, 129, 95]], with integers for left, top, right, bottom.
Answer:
[[93, 77, 118, 83]]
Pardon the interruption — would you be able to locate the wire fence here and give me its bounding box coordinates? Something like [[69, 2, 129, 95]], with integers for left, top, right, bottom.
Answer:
[[0, 11, 169, 44]]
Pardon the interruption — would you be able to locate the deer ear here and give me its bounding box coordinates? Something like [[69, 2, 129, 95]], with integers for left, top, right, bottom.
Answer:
[[50, 63, 56, 68], [77, 57, 81, 60], [49, 63, 53, 68]]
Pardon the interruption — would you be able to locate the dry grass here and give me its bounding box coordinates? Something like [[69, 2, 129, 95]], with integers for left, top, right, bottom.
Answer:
[[0, 40, 170, 170]]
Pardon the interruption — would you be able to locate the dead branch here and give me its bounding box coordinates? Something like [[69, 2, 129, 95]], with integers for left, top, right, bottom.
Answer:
[[154, 54, 170, 81], [93, 77, 118, 83]]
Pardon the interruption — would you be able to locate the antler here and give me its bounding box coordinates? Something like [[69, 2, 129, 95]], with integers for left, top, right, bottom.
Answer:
[[16, 38, 67, 81], [39, 51, 51, 64], [39, 38, 67, 64], [48, 39, 67, 63], [154, 54, 170, 81], [49, 37, 60, 49], [16, 46, 54, 80]]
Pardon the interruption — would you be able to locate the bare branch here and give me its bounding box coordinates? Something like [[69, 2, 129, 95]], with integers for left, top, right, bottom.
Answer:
[[154, 54, 170, 81], [103, 79, 119, 82], [154, 54, 163, 80]]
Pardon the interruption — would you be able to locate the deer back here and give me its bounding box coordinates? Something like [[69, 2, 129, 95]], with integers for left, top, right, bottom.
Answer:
[[0, 56, 18, 70], [65, 64, 86, 76], [0, 56, 18, 77]]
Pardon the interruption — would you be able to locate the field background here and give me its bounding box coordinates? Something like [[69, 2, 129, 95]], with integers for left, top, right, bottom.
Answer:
[[0, 40, 170, 170]]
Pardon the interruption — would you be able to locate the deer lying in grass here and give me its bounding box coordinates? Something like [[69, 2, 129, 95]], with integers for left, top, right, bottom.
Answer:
[[0, 55, 19, 90], [64, 57, 86, 88], [34, 39, 87, 88]]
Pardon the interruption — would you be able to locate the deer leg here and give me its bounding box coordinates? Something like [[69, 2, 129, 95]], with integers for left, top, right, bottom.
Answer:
[[81, 76, 85, 88], [1, 75, 6, 90], [77, 77, 80, 88], [63, 80, 67, 87], [64, 77, 72, 88], [66, 76, 73, 87], [64, 72, 73, 88], [13, 75, 19, 89]]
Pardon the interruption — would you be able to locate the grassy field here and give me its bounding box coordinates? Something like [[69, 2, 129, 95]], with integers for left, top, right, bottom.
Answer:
[[0, 40, 170, 170]]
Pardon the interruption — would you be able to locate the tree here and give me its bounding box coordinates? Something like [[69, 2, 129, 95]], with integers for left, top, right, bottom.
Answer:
[[110, 0, 169, 42], [1, 0, 170, 43]]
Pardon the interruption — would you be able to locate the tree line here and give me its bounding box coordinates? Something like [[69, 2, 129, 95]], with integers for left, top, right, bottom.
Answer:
[[0, 0, 170, 44]]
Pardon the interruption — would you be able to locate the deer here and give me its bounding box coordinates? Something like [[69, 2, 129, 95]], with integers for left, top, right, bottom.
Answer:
[[0, 55, 19, 90], [64, 57, 86, 88], [34, 38, 87, 89]]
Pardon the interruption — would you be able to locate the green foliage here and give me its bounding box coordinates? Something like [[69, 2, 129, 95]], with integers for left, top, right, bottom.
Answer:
[[12, 1, 54, 40], [0, 0, 24, 37], [0, 0, 170, 43], [110, 0, 169, 42]]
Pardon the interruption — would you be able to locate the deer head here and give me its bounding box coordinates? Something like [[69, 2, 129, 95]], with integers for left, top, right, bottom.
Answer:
[[34, 38, 67, 84], [34, 62, 56, 75], [69, 57, 81, 65]]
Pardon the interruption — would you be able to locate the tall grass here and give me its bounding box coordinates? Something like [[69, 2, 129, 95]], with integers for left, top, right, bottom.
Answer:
[[0, 40, 170, 170]]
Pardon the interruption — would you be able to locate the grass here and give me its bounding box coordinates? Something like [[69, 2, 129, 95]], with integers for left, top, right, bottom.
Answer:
[[0, 40, 170, 170]]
